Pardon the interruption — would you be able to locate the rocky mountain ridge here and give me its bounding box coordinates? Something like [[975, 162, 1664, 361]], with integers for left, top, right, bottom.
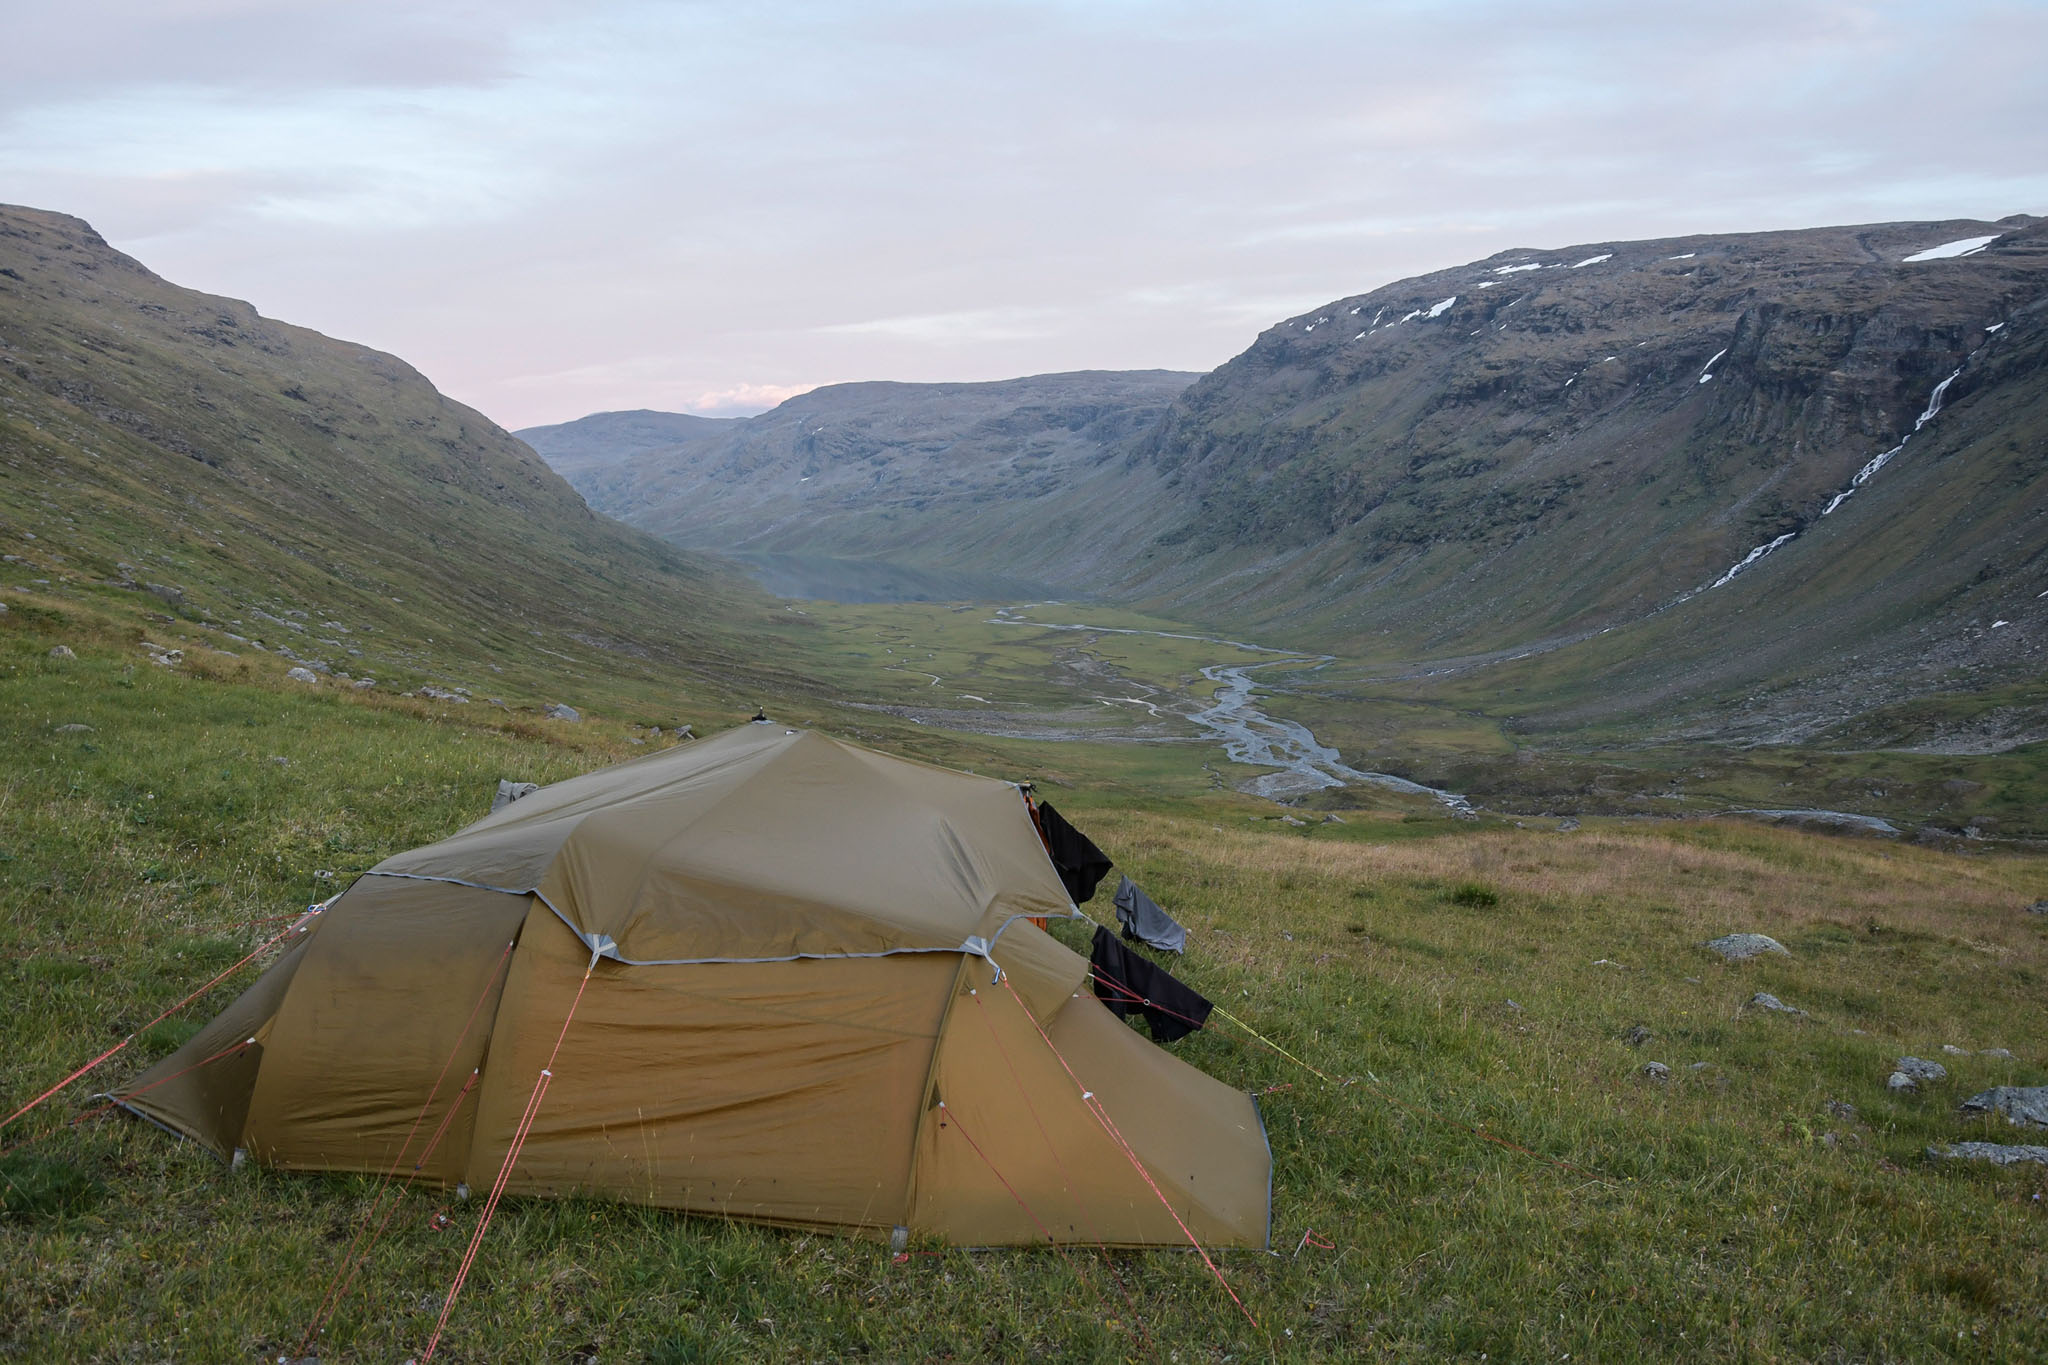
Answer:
[[536, 215, 2046, 748]]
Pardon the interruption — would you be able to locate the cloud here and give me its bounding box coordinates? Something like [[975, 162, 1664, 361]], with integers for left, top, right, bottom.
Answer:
[[814, 307, 1067, 344]]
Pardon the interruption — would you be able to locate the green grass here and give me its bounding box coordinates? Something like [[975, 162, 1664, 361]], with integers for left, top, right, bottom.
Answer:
[[3, 598, 2046, 1362]]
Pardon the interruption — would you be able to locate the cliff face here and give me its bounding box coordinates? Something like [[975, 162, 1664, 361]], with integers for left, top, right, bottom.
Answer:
[[1119, 217, 2047, 654]]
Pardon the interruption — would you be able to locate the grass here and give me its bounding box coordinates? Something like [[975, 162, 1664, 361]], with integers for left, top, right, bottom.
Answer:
[[3, 596, 2046, 1362]]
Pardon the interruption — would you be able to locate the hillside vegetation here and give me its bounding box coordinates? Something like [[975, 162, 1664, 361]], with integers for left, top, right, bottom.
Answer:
[[2, 614, 2044, 1361], [0, 204, 802, 721]]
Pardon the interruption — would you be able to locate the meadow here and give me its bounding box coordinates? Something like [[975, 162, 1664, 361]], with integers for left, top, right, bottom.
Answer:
[[2, 590, 2045, 1362]]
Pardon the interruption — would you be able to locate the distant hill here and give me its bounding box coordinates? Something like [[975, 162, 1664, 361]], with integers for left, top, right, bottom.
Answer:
[[517, 371, 1198, 599], [518, 408, 736, 483], [0, 205, 791, 713]]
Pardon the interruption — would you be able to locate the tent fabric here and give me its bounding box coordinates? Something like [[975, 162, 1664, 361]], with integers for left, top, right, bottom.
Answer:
[[114, 725, 1270, 1248], [1112, 874, 1187, 953]]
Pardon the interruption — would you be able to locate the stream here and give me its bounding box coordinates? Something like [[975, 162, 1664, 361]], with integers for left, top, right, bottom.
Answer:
[[989, 608, 1473, 811]]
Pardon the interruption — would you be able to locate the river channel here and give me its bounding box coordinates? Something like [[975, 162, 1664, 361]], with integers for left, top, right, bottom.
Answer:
[[988, 609, 1472, 811]]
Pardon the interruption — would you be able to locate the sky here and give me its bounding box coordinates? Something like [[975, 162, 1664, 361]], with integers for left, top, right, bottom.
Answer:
[[4, 1, 2044, 430]]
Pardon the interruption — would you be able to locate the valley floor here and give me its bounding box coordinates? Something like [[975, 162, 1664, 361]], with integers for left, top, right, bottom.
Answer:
[[2, 593, 2045, 1361]]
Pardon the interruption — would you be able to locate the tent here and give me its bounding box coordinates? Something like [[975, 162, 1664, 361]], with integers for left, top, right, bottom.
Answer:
[[115, 724, 1271, 1248]]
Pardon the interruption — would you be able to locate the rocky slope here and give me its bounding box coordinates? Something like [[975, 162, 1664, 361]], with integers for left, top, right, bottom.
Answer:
[[540, 215, 2046, 746]]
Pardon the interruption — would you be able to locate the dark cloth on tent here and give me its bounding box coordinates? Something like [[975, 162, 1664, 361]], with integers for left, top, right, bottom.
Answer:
[[1036, 800, 1113, 904], [1090, 925, 1211, 1043], [1112, 875, 1187, 954]]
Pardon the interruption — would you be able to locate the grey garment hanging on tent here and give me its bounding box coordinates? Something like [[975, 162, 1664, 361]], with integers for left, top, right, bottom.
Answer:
[[1113, 875, 1187, 953]]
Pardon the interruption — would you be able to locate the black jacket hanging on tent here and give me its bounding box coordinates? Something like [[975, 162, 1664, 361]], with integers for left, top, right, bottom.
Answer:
[[1036, 800, 1113, 904], [1112, 875, 1187, 953], [1090, 925, 1212, 1043]]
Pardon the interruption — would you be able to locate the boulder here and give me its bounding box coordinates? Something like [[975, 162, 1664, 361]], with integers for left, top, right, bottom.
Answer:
[[2028, 901, 2048, 916], [53, 723, 94, 734], [1959, 1086, 2048, 1129], [1705, 933, 1787, 961], [1941, 1044, 1969, 1056], [545, 703, 581, 722], [285, 666, 319, 684], [1639, 1061, 1670, 1082], [1745, 992, 1806, 1016], [1927, 1142, 2048, 1167], [1621, 1025, 1653, 1048], [1895, 1056, 1947, 1084], [1887, 1072, 1917, 1093], [47, 645, 75, 659], [351, 678, 376, 689], [1979, 1048, 2014, 1060]]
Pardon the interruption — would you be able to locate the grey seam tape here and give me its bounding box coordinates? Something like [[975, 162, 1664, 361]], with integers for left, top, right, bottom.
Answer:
[[357, 871, 1049, 968]]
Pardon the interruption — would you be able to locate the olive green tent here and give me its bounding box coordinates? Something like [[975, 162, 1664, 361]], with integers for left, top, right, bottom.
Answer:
[[116, 724, 1270, 1247]]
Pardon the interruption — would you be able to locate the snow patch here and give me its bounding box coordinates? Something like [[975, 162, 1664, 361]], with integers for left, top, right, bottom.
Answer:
[[1986, 322, 2006, 333], [1698, 347, 1727, 383], [1426, 296, 1457, 318], [1902, 234, 1999, 262], [1493, 263, 1543, 274], [1477, 280, 1500, 288], [1667, 252, 1695, 260], [1398, 308, 1423, 324], [1992, 621, 2011, 629], [1571, 254, 1613, 268]]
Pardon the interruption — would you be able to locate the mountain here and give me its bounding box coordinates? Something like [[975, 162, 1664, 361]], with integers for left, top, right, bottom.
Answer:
[[0, 205, 792, 714], [545, 215, 2046, 752], [517, 370, 1197, 599], [517, 407, 736, 484]]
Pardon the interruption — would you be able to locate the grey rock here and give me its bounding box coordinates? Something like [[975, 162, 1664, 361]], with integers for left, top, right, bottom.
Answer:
[[1705, 933, 1788, 961], [1824, 1099, 1857, 1120], [1896, 1056, 1948, 1083], [1927, 1142, 2048, 1167], [1745, 992, 1806, 1016], [1941, 1044, 1969, 1056], [1688, 1061, 1714, 1071], [545, 703, 581, 722], [1503, 999, 1523, 1012], [1887, 1072, 1917, 1093], [1978, 1048, 2014, 1060], [1959, 1085, 2048, 1129], [0, 601, 9, 613], [269, 756, 290, 767], [2028, 901, 2048, 916], [284, 666, 319, 684], [53, 723, 94, 733], [47, 644, 75, 659], [1556, 817, 1580, 832], [674, 724, 694, 740], [1281, 815, 1308, 827], [418, 684, 468, 702], [351, 678, 376, 689], [1622, 1024, 1653, 1048], [1639, 1061, 1670, 1082]]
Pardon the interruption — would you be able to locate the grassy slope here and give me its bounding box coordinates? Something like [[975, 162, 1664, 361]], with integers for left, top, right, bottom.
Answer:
[[2, 601, 2045, 1362], [0, 204, 808, 723]]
